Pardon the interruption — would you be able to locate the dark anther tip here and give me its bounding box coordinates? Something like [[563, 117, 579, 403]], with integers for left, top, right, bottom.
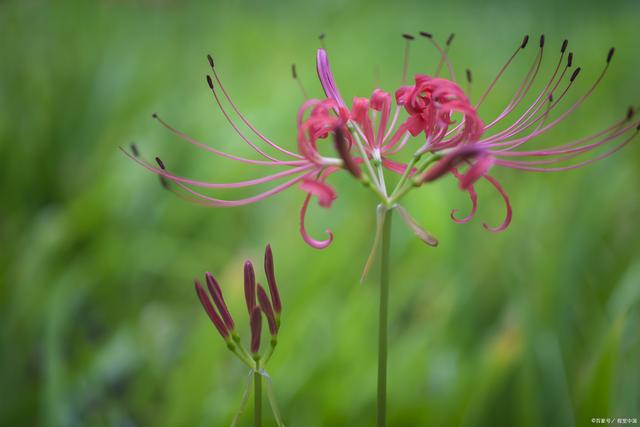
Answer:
[[521, 35, 530, 49], [318, 33, 325, 40], [402, 33, 415, 40], [151, 112, 158, 119], [446, 33, 455, 46], [155, 156, 166, 170], [567, 52, 574, 67], [607, 47, 615, 63], [539, 34, 545, 48], [626, 107, 634, 121], [466, 69, 472, 83], [561, 39, 568, 53], [636, 123, 640, 131], [206, 75, 214, 89], [207, 54, 214, 68], [291, 64, 297, 79], [159, 176, 170, 190], [548, 93, 554, 102], [570, 67, 582, 82], [130, 143, 139, 157], [419, 31, 433, 39]]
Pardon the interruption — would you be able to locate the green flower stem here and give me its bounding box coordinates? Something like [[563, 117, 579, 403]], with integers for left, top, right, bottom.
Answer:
[[377, 207, 393, 427], [390, 153, 421, 196], [262, 338, 277, 365], [231, 335, 256, 368], [254, 363, 262, 427], [388, 153, 440, 205]]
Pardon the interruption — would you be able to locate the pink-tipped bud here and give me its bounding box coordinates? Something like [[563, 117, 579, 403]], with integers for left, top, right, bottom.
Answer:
[[249, 306, 262, 354], [333, 127, 362, 179], [244, 261, 256, 314], [205, 272, 235, 331], [421, 146, 486, 184], [195, 280, 229, 339], [264, 244, 282, 314], [257, 285, 277, 336]]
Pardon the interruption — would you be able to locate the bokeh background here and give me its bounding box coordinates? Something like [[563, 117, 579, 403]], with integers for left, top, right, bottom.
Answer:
[[2, 0, 640, 426]]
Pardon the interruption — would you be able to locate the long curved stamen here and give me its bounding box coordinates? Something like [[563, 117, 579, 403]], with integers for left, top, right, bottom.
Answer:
[[208, 56, 303, 159], [495, 114, 637, 157], [418, 32, 456, 81], [442, 35, 531, 140], [401, 34, 414, 84], [483, 46, 570, 142], [206, 75, 289, 162], [435, 33, 455, 77], [124, 150, 313, 188], [496, 126, 638, 171], [495, 123, 639, 171], [475, 34, 529, 109], [483, 35, 546, 131], [481, 63, 578, 146], [169, 170, 315, 207], [485, 49, 616, 149], [291, 64, 309, 99], [152, 113, 306, 166]]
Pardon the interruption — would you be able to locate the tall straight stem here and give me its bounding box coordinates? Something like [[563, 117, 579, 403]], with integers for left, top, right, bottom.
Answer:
[[254, 369, 262, 427], [377, 208, 393, 427]]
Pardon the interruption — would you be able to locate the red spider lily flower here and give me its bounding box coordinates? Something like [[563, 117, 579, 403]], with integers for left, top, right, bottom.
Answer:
[[313, 33, 638, 234], [131, 33, 638, 248]]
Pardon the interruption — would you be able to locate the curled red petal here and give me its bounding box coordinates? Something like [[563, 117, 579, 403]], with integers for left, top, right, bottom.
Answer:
[[482, 175, 512, 232], [459, 155, 496, 190], [300, 178, 337, 208], [299, 192, 334, 249], [450, 168, 478, 223]]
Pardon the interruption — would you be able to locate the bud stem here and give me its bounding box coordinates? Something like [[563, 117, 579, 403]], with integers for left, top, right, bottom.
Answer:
[[254, 363, 262, 427]]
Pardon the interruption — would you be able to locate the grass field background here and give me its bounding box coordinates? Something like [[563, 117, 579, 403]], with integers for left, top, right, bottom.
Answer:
[[1, 0, 639, 426]]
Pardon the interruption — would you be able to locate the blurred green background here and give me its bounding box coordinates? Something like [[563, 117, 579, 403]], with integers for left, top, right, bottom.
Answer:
[[1, 0, 639, 426]]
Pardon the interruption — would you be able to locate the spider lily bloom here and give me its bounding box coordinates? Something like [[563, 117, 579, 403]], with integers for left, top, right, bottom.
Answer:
[[313, 32, 639, 235], [125, 55, 348, 248]]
